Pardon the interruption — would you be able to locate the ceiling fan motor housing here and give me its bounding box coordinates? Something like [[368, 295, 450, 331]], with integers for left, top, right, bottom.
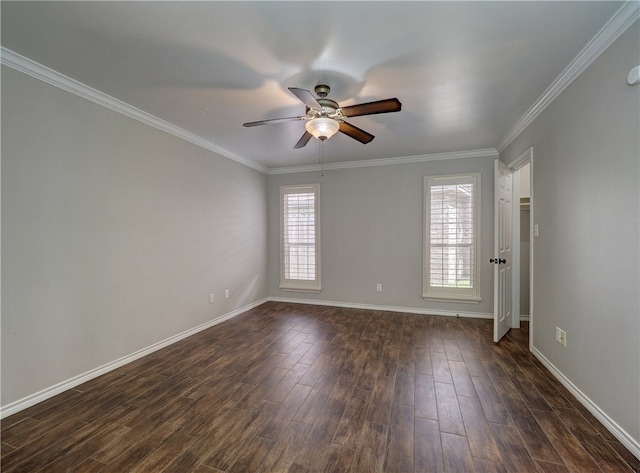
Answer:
[[314, 84, 331, 97]]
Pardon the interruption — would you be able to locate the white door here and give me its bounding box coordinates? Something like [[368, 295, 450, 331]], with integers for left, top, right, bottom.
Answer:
[[493, 160, 513, 342]]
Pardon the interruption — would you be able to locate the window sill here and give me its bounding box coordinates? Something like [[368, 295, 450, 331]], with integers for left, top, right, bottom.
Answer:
[[279, 285, 322, 294], [422, 294, 481, 304]]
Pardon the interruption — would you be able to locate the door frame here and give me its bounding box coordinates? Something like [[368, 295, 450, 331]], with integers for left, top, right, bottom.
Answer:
[[508, 147, 534, 351]]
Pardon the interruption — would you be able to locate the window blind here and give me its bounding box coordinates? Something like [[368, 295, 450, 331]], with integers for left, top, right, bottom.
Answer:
[[283, 191, 316, 280], [429, 182, 475, 288]]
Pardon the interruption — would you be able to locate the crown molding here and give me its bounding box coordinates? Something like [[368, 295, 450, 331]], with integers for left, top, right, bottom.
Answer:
[[496, 1, 640, 153], [268, 148, 499, 175], [5, 0, 635, 175], [0, 47, 269, 174], [0, 48, 496, 177]]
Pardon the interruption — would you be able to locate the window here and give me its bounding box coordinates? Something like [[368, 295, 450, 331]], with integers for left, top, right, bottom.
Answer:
[[424, 174, 481, 302], [280, 184, 321, 292]]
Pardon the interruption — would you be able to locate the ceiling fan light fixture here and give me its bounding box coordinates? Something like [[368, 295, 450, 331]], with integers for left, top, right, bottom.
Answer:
[[305, 117, 340, 141]]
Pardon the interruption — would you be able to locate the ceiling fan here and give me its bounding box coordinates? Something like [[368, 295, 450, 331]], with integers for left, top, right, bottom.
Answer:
[[243, 85, 402, 149]]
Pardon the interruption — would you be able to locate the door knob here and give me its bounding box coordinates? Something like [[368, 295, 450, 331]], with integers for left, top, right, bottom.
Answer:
[[490, 258, 507, 264]]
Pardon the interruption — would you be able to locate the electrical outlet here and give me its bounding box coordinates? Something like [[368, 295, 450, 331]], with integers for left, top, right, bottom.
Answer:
[[209, 293, 215, 303], [556, 327, 567, 346], [376, 283, 382, 292], [224, 289, 229, 299]]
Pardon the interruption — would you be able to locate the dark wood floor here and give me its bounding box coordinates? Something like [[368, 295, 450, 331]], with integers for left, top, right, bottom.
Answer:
[[2, 302, 638, 472]]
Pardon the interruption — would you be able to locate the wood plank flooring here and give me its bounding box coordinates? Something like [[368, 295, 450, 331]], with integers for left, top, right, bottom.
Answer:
[[2, 302, 638, 472]]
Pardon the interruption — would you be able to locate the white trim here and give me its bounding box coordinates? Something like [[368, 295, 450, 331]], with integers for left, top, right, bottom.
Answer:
[[531, 346, 640, 461], [497, 1, 640, 153], [279, 184, 322, 292], [0, 47, 268, 174], [268, 148, 499, 175], [278, 287, 322, 294], [0, 298, 268, 419], [509, 146, 534, 170], [423, 173, 482, 302], [422, 295, 482, 304], [269, 296, 493, 319]]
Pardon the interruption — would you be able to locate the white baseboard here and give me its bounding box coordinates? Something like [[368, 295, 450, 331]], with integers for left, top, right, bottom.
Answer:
[[0, 298, 268, 419], [268, 296, 493, 319], [271, 297, 639, 459], [8, 296, 636, 464], [531, 346, 640, 461]]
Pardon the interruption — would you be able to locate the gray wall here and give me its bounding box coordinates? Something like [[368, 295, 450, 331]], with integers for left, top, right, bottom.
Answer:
[[501, 22, 640, 443], [267, 156, 495, 317], [1, 66, 268, 406]]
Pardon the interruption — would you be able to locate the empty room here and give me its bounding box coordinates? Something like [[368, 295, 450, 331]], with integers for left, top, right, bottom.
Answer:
[[2, 2, 639, 472]]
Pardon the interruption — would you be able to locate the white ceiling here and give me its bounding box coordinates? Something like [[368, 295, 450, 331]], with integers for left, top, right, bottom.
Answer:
[[1, 1, 624, 170]]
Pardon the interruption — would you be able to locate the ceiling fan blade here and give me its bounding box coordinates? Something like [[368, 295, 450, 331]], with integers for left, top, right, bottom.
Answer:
[[293, 131, 313, 149], [288, 87, 322, 109], [340, 98, 402, 117], [243, 116, 305, 127], [339, 121, 375, 144]]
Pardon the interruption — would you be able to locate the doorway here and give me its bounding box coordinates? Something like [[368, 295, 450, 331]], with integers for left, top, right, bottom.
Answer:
[[509, 148, 534, 350], [518, 163, 531, 322]]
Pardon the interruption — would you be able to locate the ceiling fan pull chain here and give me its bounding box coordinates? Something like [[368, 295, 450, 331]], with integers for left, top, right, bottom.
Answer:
[[320, 139, 325, 177]]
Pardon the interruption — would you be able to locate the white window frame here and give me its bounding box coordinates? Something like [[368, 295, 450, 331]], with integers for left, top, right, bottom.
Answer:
[[423, 173, 481, 303], [280, 184, 321, 292]]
